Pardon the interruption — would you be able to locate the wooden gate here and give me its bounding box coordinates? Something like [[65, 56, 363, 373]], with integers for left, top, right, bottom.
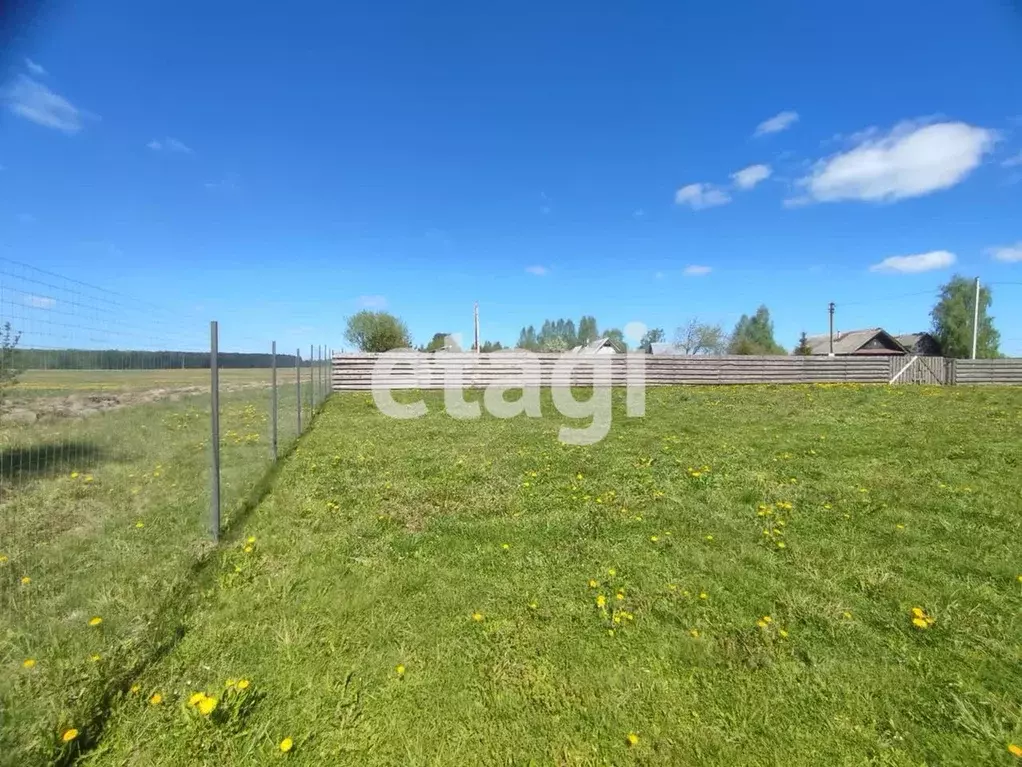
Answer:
[[888, 356, 949, 385]]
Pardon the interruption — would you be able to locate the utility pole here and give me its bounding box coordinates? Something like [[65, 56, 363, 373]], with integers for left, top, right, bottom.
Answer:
[[474, 301, 480, 354], [971, 276, 980, 360], [828, 302, 835, 357]]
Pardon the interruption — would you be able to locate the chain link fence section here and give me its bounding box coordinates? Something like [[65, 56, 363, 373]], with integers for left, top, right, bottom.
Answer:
[[0, 258, 332, 763]]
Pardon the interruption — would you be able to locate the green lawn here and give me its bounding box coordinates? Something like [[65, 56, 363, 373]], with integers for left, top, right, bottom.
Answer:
[[17, 385, 1022, 765], [0, 369, 323, 766]]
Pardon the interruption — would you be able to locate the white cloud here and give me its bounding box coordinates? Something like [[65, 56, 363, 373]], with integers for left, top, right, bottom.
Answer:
[[731, 164, 772, 190], [148, 137, 192, 153], [799, 121, 994, 203], [25, 58, 46, 76], [24, 294, 56, 309], [755, 111, 799, 136], [674, 183, 731, 210], [5, 75, 85, 133], [525, 265, 548, 276], [683, 265, 712, 276], [869, 250, 956, 274], [1002, 151, 1022, 168], [654, 270, 664, 280], [356, 295, 388, 309], [987, 242, 1022, 263]]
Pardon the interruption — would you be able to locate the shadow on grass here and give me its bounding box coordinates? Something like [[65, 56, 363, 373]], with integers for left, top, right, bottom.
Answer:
[[0, 441, 104, 484], [50, 401, 331, 767]]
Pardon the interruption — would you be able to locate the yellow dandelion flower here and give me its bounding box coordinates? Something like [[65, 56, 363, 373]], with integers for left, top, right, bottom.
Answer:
[[911, 607, 926, 619], [1009, 743, 1022, 758], [90, 654, 101, 662], [130, 684, 140, 694], [280, 737, 294, 753], [778, 629, 788, 638], [616, 592, 625, 601], [842, 611, 852, 620], [689, 628, 700, 638], [762, 616, 772, 623], [626, 732, 639, 747], [528, 601, 538, 610], [62, 728, 79, 743], [776, 541, 786, 549], [0, 554, 7, 563], [911, 617, 929, 629], [756, 619, 768, 629], [613, 613, 622, 624], [243, 545, 253, 554], [588, 579, 598, 588], [667, 583, 677, 591], [135, 521, 144, 529], [501, 543, 509, 550], [89, 616, 103, 627], [607, 629, 615, 636], [705, 535, 714, 541], [23, 658, 36, 669], [1017, 575, 1022, 583], [70, 471, 80, 479], [149, 693, 163, 705], [236, 679, 250, 690], [84, 475, 94, 483], [188, 692, 207, 707], [247, 536, 256, 544], [395, 664, 406, 676], [607, 568, 616, 577], [472, 612, 484, 622], [596, 594, 607, 608], [20, 576, 30, 585], [225, 678, 237, 688], [198, 696, 217, 715], [699, 592, 708, 600], [650, 535, 659, 543]]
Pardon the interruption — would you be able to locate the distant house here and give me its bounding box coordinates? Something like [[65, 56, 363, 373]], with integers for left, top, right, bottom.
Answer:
[[569, 337, 623, 355], [895, 332, 943, 356], [804, 328, 908, 356]]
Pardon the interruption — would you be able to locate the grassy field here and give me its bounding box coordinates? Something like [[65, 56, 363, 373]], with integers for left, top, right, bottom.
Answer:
[[60, 384, 1022, 766], [0, 368, 326, 766]]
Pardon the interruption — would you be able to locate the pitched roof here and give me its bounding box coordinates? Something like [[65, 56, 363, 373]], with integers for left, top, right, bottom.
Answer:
[[803, 328, 907, 355], [649, 342, 687, 355], [570, 337, 623, 354]]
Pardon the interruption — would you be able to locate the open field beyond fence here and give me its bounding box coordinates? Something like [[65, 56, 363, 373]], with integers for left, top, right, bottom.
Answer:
[[27, 383, 1019, 767], [0, 367, 328, 766]]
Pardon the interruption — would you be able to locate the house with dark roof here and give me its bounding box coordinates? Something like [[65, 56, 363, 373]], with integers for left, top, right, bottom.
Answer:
[[803, 328, 908, 356], [895, 332, 943, 356]]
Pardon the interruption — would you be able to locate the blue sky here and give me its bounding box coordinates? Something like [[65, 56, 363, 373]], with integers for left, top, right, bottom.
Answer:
[[2, 0, 1022, 354]]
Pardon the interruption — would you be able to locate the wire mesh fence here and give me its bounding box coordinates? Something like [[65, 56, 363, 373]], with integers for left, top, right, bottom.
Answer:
[[0, 257, 331, 762]]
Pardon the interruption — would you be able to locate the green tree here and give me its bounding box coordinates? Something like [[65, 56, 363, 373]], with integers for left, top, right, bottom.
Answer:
[[674, 319, 728, 355], [728, 306, 785, 355], [0, 321, 22, 412], [577, 315, 599, 345], [422, 332, 460, 352], [480, 340, 504, 352], [516, 325, 539, 350], [638, 327, 665, 353], [793, 332, 813, 356], [344, 311, 412, 353], [930, 275, 1000, 358]]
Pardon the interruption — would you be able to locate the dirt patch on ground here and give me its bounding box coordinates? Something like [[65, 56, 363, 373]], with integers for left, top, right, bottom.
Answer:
[[2, 382, 270, 422]]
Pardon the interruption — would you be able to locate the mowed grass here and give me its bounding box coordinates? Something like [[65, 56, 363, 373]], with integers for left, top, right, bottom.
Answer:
[[1, 369, 319, 766], [64, 386, 1022, 765]]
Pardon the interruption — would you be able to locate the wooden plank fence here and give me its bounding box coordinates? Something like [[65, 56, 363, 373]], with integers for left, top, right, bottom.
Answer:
[[953, 358, 1022, 385], [331, 353, 892, 390]]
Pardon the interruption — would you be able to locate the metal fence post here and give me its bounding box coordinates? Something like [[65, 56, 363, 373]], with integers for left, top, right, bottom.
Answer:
[[309, 344, 314, 414], [318, 344, 323, 405], [210, 321, 221, 542], [296, 348, 302, 433], [271, 341, 278, 461]]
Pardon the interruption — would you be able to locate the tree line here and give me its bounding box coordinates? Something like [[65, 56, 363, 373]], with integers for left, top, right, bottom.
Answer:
[[515, 316, 626, 352], [8, 348, 303, 369]]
